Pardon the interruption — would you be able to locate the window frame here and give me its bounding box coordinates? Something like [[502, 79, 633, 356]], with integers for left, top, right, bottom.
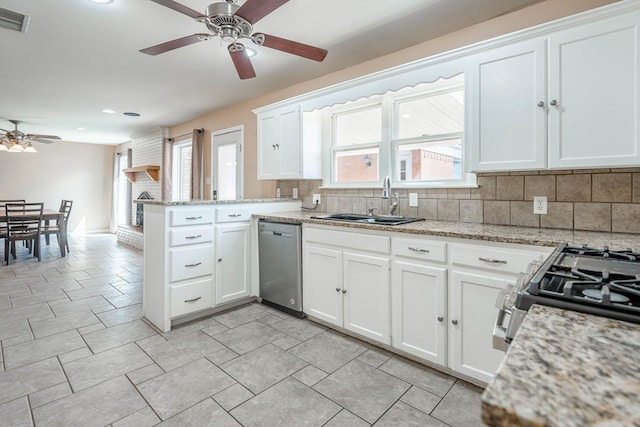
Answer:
[[172, 138, 192, 201], [321, 74, 476, 189]]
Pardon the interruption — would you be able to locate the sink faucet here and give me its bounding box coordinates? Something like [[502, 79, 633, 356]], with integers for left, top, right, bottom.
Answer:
[[382, 175, 391, 199], [381, 176, 399, 215]]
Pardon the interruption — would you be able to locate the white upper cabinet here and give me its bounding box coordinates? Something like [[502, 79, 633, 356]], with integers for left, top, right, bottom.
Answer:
[[548, 12, 640, 169], [256, 106, 321, 180], [469, 10, 640, 172], [469, 39, 547, 171]]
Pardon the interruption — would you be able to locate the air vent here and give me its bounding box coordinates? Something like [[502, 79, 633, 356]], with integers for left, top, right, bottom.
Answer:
[[0, 7, 30, 33]]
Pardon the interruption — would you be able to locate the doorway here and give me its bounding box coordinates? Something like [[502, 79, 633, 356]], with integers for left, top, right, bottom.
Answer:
[[212, 126, 244, 200]]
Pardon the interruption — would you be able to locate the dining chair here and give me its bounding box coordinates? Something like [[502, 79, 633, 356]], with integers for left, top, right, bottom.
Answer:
[[4, 202, 44, 264], [41, 199, 73, 254], [0, 199, 26, 257]]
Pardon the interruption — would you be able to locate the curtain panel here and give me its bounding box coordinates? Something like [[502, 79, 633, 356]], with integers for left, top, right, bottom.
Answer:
[[191, 129, 205, 200], [162, 137, 174, 200]]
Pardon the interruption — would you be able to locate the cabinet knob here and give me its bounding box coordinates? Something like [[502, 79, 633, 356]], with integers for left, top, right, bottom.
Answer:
[[336, 287, 341, 292], [437, 316, 443, 322], [275, 143, 280, 149], [342, 289, 347, 294], [451, 319, 458, 325], [272, 144, 276, 149], [537, 101, 544, 108], [217, 258, 222, 262], [550, 99, 558, 106]]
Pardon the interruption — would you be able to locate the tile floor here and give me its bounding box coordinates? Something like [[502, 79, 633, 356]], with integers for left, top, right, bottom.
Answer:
[[0, 234, 486, 426]]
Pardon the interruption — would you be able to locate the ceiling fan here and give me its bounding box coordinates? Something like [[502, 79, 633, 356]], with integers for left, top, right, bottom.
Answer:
[[140, 0, 328, 79], [0, 120, 61, 153]]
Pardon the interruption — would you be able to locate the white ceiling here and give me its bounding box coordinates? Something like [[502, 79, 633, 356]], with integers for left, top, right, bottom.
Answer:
[[0, 0, 543, 145]]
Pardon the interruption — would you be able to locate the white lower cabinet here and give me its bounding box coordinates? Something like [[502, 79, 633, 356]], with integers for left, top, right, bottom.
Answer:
[[215, 223, 250, 305], [303, 227, 552, 385], [391, 259, 447, 365], [303, 227, 391, 344], [448, 270, 511, 384]]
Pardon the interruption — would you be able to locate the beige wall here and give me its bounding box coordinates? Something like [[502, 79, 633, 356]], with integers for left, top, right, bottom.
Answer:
[[0, 141, 115, 234], [168, 0, 619, 200]]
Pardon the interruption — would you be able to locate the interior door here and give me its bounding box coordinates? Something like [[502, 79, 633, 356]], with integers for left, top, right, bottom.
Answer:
[[212, 127, 244, 200]]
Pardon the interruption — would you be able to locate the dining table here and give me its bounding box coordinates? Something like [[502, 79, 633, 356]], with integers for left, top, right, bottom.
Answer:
[[0, 209, 66, 257]]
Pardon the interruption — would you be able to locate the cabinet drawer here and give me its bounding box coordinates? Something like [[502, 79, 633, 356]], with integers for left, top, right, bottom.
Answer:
[[392, 238, 447, 263], [170, 209, 214, 226], [170, 227, 214, 247], [169, 245, 214, 282], [450, 243, 546, 274], [170, 278, 213, 318], [216, 208, 251, 223], [304, 227, 390, 254]]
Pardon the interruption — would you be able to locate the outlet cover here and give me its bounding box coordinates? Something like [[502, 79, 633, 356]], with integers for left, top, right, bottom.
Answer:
[[276, 187, 281, 198], [312, 193, 321, 204], [409, 192, 418, 207], [293, 188, 298, 199], [533, 196, 547, 215]]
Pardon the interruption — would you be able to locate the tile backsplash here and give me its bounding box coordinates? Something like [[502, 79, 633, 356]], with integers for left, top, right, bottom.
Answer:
[[277, 168, 640, 233]]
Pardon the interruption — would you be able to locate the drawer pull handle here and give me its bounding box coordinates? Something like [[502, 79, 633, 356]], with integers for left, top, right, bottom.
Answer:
[[408, 247, 429, 253], [185, 262, 202, 268], [228, 213, 242, 217], [185, 235, 202, 240], [478, 257, 507, 264], [185, 216, 203, 220], [184, 296, 202, 303]]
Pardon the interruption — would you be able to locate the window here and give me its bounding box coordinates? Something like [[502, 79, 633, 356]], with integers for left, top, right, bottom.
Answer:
[[325, 74, 473, 188], [172, 139, 192, 201], [331, 104, 382, 183], [212, 127, 244, 200]]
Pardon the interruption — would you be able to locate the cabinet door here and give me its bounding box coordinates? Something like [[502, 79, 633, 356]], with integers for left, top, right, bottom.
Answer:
[[343, 251, 390, 344], [449, 270, 509, 384], [303, 244, 343, 327], [257, 113, 279, 180], [391, 260, 447, 365], [276, 107, 302, 179], [548, 13, 640, 168], [469, 39, 547, 171], [215, 223, 250, 305]]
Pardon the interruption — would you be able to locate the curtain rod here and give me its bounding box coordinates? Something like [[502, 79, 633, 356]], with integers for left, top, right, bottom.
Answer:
[[172, 128, 204, 139]]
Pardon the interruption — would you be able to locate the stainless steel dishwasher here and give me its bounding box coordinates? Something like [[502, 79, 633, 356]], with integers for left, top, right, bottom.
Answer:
[[258, 220, 304, 318]]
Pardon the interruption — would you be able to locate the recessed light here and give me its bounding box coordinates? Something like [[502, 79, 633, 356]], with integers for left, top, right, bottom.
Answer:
[[101, 109, 116, 114], [90, 0, 114, 4], [123, 112, 140, 117]]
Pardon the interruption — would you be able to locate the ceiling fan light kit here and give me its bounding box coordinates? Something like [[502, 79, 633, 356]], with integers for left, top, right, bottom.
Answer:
[[142, 0, 328, 79], [0, 120, 61, 154]]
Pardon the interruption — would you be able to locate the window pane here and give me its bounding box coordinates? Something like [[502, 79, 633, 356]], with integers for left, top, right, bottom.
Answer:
[[396, 139, 462, 181], [335, 148, 379, 183], [398, 90, 464, 139], [335, 107, 381, 146]]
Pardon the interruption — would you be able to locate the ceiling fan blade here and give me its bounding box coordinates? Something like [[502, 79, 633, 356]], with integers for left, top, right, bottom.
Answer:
[[149, 0, 202, 19], [257, 33, 328, 62], [30, 138, 58, 144], [140, 34, 210, 55], [235, 0, 289, 24], [228, 44, 256, 80], [26, 134, 61, 140]]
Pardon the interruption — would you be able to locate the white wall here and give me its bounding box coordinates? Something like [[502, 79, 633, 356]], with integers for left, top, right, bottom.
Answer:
[[0, 140, 115, 234]]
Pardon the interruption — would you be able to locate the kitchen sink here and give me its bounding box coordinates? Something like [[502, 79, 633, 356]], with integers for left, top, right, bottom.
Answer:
[[312, 213, 424, 226]]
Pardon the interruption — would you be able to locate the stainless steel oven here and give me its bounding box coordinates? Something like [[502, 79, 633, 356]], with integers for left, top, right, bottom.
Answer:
[[493, 243, 640, 351]]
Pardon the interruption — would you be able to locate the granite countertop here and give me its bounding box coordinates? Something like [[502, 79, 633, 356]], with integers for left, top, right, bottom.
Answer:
[[481, 305, 640, 427], [138, 198, 296, 206], [255, 211, 640, 250]]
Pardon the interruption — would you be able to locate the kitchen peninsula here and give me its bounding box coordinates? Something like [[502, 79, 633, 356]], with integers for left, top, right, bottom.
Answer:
[[481, 305, 640, 426], [139, 199, 300, 332]]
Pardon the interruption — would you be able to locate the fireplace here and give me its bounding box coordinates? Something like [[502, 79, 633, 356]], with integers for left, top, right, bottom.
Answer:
[[136, 191, 153, 227]]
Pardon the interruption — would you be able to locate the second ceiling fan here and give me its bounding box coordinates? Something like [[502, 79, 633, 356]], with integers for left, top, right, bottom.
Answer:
[[141, 0, 328, 79]]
